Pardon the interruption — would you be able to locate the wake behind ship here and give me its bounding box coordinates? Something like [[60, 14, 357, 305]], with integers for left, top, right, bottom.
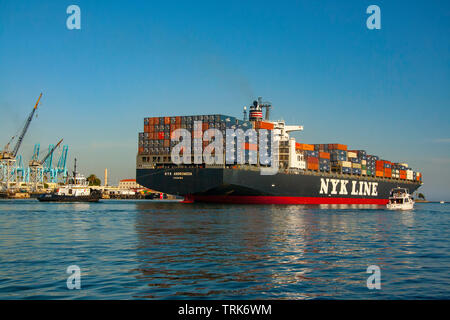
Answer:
[[136, 98, 422, 204]]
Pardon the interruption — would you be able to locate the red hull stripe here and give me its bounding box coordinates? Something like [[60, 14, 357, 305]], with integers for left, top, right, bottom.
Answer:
[[185, 195, 389, 205]]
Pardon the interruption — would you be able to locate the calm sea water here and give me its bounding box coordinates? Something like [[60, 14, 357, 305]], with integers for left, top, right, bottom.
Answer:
[[0, 199, 448, 299]]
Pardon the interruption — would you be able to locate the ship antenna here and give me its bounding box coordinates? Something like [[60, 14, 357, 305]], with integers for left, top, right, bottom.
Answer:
[[74, 158, 77, 179], [243, 106, 247, 121]]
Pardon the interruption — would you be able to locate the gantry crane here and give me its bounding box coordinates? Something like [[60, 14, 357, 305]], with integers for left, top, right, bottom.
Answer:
[[28, 139, 63, 191]]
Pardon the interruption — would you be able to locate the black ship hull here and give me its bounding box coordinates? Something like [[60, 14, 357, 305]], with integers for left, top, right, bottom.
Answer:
[[136, 167, 422, 204], [37, 193, 101, 203]]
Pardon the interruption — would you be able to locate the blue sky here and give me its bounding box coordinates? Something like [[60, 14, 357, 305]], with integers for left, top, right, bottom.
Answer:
[[0, 0, 449, 199]]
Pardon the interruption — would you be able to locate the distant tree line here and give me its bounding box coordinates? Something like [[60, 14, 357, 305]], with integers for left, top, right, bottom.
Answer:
[[87, 174, 101, 186]]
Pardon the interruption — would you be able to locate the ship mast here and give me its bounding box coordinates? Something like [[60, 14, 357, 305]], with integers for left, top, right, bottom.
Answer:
[[73, 158, 77, 181]]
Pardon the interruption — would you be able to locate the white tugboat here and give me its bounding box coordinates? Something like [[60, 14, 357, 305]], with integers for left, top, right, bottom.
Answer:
[[386, 187, 414, 210], [38, 159, 101, 202]]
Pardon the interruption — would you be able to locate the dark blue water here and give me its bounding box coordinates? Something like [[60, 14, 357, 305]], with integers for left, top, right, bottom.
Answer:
[[0, 200, 448, 299]]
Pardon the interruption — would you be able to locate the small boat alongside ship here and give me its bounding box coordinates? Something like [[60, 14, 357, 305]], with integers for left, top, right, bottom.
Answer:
[[37, 159, 101, 203], [386, 188, 414, 210]]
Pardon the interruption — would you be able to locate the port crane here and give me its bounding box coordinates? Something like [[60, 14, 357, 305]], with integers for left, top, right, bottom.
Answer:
[[50, 145, 69, 183], [0, 93, 42, 160], [28, 139, 63, 191], [0, 93, 42, 191]]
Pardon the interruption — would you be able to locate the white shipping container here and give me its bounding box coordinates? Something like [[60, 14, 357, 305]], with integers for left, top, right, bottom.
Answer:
[[341, 161, 351, 167], [407, 170, 414, 180], [352, 163, 362, 169], [347, 152, 357, 158], [361, 159, 367, 165], [400, 163, 409, 168]]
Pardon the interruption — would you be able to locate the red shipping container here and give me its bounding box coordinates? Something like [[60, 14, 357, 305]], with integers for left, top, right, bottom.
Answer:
[[158, 132, 165, 140], [176, 116, 181, 124], [307, 156, 319, 163], [384, 168, 392, 178], [376, 160, 384, 169]]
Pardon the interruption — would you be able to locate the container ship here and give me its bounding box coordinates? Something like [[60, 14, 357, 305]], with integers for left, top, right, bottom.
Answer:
[[136, 98, 422, 204]]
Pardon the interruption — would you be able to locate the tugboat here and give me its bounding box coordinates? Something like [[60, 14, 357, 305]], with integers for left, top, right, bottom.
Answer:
[[386, 187, 414, 210], [38, 159, 101, 202]]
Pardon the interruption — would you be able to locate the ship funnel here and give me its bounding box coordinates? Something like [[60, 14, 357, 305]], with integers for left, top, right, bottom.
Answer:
[[249, 99, 263, 121]]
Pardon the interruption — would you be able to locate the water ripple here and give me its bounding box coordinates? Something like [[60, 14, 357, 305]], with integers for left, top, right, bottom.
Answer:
[[0, 200, 449, 299]]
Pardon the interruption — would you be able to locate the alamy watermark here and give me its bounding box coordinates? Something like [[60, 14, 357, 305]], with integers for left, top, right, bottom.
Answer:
[[366, 5, 381, 30], [66, 265, 81, 289], [66, 5, 81, 30], [366, 265, 381, 289], [169, 122, 280, 175]]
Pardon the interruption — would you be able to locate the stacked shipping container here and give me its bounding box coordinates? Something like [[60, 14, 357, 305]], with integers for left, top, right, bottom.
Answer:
[[139, 115, 422, 183]]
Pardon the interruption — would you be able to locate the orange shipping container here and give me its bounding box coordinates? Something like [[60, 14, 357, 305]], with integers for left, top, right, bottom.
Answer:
[[138, 147, 144, 154], [176, 116, 182, 124], [319, 152, 330, 159], [164, 140, 170, 147], [307, 162, 319, 171], [164, 117, 171, 125], [296, 143, 314, 151], [376, 171, 384, 177], [258, 121, 274, 130], [328, 144, 347, 151], [242, 143, 258, 151]]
